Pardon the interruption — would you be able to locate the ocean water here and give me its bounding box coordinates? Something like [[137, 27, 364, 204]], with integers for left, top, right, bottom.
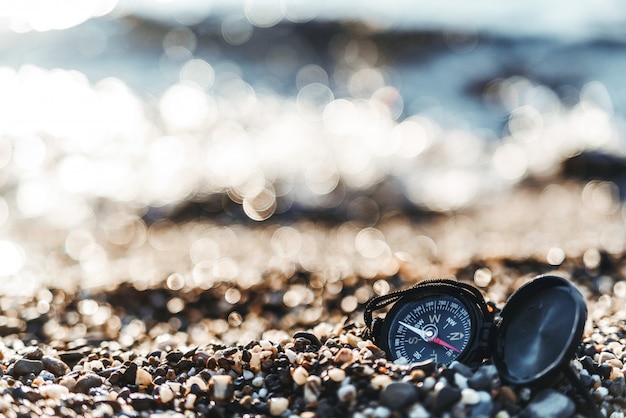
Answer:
[[0, 1, 625, 296]]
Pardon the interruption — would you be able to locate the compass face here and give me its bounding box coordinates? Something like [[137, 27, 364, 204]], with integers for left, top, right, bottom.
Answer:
[[384, 294, 473, 365]]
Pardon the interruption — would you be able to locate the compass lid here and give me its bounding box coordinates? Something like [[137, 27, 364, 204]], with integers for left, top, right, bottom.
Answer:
[[492, 275, 587, 386]]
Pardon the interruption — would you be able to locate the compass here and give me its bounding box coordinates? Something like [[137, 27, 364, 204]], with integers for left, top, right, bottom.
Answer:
[[365, 279, 493, 368], [383, 294, 472, 365], [364, 275, 586, 379]]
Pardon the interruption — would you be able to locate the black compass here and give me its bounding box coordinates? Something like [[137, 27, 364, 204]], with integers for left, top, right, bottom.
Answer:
[[364, 275, 598, 416], [364, 275, 587, 382], [366, 279, 493, 368]]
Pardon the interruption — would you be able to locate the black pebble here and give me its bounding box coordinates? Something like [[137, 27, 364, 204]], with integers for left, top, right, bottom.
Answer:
[[293, 331, 322, 348], [432, 385, 462, 415], [12, 359, 44, 377], [380, 381, 419, 410], [74, 374, 104, 394]]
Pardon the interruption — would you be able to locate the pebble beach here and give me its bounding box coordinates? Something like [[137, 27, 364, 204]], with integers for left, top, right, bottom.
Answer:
[[3, 2, 626, 418]]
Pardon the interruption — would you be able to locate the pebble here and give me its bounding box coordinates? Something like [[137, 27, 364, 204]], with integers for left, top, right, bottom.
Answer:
[[337, 384, 357, 403], [334, 348, 354, 365], [609, 376, 625, 397], [269, 397, 289, 416], [379, 383, 417, 409], [209, 374, 233, 404], [74, 373, 104, 394], [41, 356, 70, 376], [327, 367, 346, 382], [292, 366, 309, 385], [38, 384, 69, 400], [12, 359, 44, 376], [461, 388, 480, 405], [370, 374, 392, 390], [304, 375, 322, 405], [136, 368, 153, 388], [520, 389, 575, 418], [431, 385, 462, 415], [159, 385, 175, 403]]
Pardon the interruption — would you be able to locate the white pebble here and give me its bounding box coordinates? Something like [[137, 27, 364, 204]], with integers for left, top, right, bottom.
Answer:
[[39, 384, 69, 400], [209, 375, 232, 402], [461, 388, 480, 405], [337, 384, 357, 403], [159, 385, 175, 403], [269, 397, 289, 416], [374, 406, 391, 418], [285, 349, 297, 364], [328, 368, 346, 383], [252, 376, 265, 387], [135, 368, 153, 388], [184, 393, 197, 410], [495, 411, 511, 418], [242, 370, 254, 380], [370, 374, 392, 390], [408, 403, 430, 418], [186, 375, 208, 392], [292, 366, 309, 386], [454, 373, 468, 389]]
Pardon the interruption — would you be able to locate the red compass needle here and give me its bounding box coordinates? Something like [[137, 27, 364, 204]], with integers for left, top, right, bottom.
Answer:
[[430, 337, 461, 353]]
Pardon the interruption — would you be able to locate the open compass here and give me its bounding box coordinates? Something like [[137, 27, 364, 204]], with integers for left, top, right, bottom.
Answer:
[[364, 275, 587, 385]]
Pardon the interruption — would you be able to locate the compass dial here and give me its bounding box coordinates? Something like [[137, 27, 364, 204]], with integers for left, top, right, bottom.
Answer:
[[385, 294, 473, 365]]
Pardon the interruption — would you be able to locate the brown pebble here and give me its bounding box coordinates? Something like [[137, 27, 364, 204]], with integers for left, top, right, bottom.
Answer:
[[42, 356, 70, 377], [333, 348, 354, 366]]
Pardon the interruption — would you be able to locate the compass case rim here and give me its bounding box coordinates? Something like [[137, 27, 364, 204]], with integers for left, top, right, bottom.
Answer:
[[492, 274, 587, 387]]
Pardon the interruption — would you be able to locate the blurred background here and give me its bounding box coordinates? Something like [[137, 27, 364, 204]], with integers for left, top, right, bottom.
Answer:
[[1, 0, 626, 310]]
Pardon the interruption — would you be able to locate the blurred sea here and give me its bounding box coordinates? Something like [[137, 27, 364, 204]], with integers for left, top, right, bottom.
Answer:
[[1, 1, 626, 297]]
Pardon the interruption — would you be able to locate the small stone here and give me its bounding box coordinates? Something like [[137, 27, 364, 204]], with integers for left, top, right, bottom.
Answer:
[[252, 375, 264, 387], [135, 368, 153, 388], [186, 375, 207, 393], [159, 385, 175, 403], [470, 390, 493, 418], [520, 389, 575, 418], [23, 346, 44, 360], [39, 384, 69, 400], [293, 331, 322, 348], [184, 393, 197, 410], [371, 374, 392, 390], [334, 347, 354, 365], [285, 349, 297, 364], [328, 367, 346, 383], [498, 386, 517, 404], [380, 381, 419, 410], [468, 365, 499, 391], [609, 376, 625, 397], [450, 361, 474, 377], [74, 373, 104, 394], [374, 405, 391, 418], [304, 375, 322, 405], [269, 396, 289, 416], [42, 356, 70, 377], [209, 374, 233, 404], [432, 385, 462, 415], [461, 388, 480, 405], [292, 366, 309, 385], [337, 384, 357, 403], [408, 403, 430, 418], [242, 369, 254, 380], [599, 351, 616, 363], [13, 359, 44, 376]]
